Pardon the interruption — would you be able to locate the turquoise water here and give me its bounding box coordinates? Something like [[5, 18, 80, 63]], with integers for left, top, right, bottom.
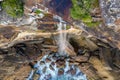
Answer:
[[26, 54, 87, 80]]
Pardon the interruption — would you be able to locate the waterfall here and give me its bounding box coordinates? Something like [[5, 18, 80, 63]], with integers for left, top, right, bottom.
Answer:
[[26, 15, 87, 80], [57, 22, 67, 55], [54, 15, 67, 55]]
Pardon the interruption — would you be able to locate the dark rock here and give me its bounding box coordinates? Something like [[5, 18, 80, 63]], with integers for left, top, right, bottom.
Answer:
[[40, 61, 45, 65], [77, 49, 87, 55], [58, 68, 64, 76], [49, 64, 55, 71], [56, 59, 65, 68], [29, 61, 37, 68], [45, 58, 51, 63], [0, 27, 16, 39], [49, 0, 72, 19], [51, 62, 55, 66], [71, 68, 76, 75], [42, 66, 47, 73], [66, 67, 76, 75]]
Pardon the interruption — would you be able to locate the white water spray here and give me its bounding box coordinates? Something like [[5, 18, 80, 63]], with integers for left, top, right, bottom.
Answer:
[[54, 15, 67, 55], [26, 54, 87, 80]]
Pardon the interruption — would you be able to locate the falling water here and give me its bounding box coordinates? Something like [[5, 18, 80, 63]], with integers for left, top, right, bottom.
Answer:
[[54, 15, 67, 55], [57, 22, 67, 55]]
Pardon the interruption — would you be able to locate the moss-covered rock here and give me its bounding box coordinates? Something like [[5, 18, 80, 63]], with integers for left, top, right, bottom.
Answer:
[[2, 0, 24, 18]]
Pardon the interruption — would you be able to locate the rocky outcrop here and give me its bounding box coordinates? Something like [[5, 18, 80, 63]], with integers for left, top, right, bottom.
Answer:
[[0, 0, 120, 80], [0, 23, 120, 79], [100, 0, 120, 29]]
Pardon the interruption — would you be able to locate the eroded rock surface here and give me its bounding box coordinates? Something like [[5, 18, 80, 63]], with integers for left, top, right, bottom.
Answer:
[[0, 0, 120, 80], [0, 24, 119, 80]]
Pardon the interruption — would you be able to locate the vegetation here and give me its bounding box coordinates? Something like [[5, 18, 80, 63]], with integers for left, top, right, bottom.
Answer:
[[66, 25, 71, 29], [2, 0, 24, 18], [70, 0, 100, 27], [34, 9, 42, 15]]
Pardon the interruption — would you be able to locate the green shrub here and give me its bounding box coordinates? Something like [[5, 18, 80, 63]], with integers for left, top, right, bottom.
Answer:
[[2, 0, 24, 18], [70, 0, 100, 27]]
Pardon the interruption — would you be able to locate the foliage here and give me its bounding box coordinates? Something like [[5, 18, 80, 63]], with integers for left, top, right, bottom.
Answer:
[[70, 0, 100, 27], [85, 22, 101, 28], [2, 0, 24, 18]]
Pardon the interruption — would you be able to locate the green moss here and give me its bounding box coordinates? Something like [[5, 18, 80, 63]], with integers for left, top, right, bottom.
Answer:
[[85, 22, 101, 28], [82, 14, 92, 22], [66, 26, 71, 29], [35, 9, 41, 15], [70, 0, 100, 27], [2, 0, 24, 18]]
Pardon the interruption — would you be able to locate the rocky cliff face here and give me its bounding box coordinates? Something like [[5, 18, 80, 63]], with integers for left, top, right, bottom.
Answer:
[[0, 0, 120, 80], [100, 0, 120, 31]]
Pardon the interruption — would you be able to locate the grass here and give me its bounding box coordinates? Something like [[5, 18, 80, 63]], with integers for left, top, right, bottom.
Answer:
[[70, 0, 100, 27], [2, 0, 24, 18]]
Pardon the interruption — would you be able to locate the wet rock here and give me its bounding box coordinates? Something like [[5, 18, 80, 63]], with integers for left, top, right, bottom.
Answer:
[[45, 58, 51, 63], [42, 67, 47, 73], [49, 64, 55, 71], [58, 68, 64, 76], [71, 68, 76, 75], [66, 68, 76, 75], [33, 74, 40, 80], [56, 59, 65, 68], [51, 62, 55, 66], [29, 61, 37, 68], [52, 55, 58, 61], [40, 61, 45, 65]]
